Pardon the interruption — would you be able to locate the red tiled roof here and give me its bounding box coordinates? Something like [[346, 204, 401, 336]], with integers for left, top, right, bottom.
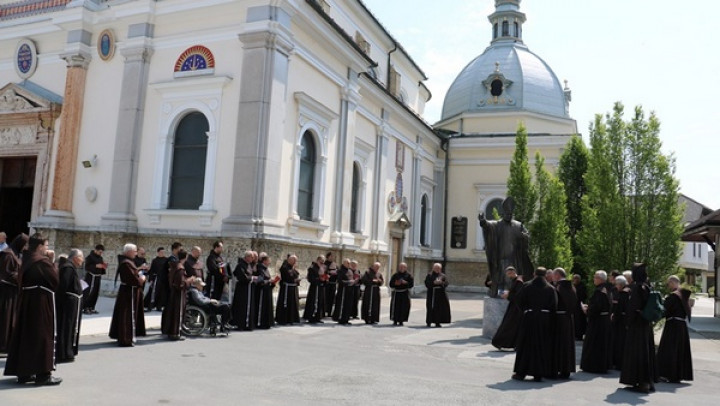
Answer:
[[0, 0, 71, 21]]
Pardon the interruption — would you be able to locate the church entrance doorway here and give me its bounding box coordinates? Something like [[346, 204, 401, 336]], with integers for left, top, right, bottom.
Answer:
[[0, 157, 36, 239]]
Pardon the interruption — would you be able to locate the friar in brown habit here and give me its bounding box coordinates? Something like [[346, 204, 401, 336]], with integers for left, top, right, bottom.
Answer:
[[162, 249, 192, 340], [0, 233, 28, 354], [4, 233, 62, 385], [109, 244, 147, 347]]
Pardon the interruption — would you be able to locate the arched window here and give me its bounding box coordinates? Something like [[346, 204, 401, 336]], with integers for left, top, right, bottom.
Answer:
[[490, 79, 504, 97], [298, 131, 316, 221], [493, 23, 498, 39], [168, 112, 209, 210], [420, 194, 429, 246], [514, 22, 519, 38], [350, 162, 361, 233], [485, 198, 504, 220], [502, 21, 509, 37]]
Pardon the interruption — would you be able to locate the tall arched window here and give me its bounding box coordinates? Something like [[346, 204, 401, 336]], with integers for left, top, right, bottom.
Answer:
[[350, 162, 361, 233], [168, 112, 209, 209], [502, 21, 509, 36], [298, 131, 316, 221], [493, 23, 498, 39], [420, 194, 429, 246], [514, 22, 519, 38]]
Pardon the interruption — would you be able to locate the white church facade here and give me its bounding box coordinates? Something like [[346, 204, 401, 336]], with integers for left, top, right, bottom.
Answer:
[[0, 0, 577, 290]]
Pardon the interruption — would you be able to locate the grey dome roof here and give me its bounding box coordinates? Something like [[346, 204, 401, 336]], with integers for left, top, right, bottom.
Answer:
[[441, 42, 569, 121]]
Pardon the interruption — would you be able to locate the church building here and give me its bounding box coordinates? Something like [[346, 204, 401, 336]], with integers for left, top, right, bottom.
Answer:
[[0, 0, 575, 292]]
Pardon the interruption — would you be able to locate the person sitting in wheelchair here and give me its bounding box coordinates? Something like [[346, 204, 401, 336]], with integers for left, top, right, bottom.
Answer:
[[188, 278, 233, 331]]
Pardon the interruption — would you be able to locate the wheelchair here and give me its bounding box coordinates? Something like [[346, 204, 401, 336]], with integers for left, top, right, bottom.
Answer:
[[181, 304, 229, 337]]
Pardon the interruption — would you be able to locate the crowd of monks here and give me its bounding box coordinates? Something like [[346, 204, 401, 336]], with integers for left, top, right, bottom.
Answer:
[[492, 264, 694, 393], [0, 234, 453, 386], [0, 231, 695, 392]]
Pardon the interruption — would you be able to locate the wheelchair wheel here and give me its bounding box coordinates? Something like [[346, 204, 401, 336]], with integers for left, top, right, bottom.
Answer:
[[182, 305, 208, 336]]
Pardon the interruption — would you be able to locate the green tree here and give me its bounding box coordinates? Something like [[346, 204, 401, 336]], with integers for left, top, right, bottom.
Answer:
[[558, 135, 589, 277], [507, 122, 537, 225], [580, 103, 682, 287], [531, 152, 573, 271]]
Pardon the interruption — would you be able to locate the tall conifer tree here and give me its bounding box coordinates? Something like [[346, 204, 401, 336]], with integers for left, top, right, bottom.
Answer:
[[507, 122, 537, 225], [558, 135, 589, 277]]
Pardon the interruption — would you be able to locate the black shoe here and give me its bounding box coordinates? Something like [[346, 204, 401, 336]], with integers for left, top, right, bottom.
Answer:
[[17, 376, 35, 384], [399, 322, 404, 326], [435, 323, 442, 328], [533, 376, 542, 382], [35, 375, 62, 386], [558, 373, 570, 380], [169, 335, 185, 341], [57, 357, 75, 364], [427, 323, 431, 327], [511, 374, 525, 381]]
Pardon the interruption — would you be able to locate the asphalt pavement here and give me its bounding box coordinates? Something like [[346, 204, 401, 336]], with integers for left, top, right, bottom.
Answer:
[[1, 293, 719, 405]]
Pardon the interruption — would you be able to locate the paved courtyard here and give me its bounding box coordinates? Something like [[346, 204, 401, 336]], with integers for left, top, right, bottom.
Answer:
[[1, 293, 719, 405]]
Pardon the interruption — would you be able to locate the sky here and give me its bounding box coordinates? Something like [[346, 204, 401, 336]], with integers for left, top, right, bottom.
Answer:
[[362, 0, 720, 210]]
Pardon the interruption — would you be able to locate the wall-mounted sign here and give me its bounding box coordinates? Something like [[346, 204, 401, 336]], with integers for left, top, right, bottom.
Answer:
[[97, 29, 116, 61], [174, 45, 215, 77], [15, 39, 38, 79], [451, 216, 468, 249]]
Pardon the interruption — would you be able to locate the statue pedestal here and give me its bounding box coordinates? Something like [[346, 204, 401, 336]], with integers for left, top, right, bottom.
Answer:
[[482, 297, 508, 340]]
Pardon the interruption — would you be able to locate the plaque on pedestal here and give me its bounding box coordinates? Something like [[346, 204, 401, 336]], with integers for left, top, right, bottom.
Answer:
[[482, 297, 508, 339]]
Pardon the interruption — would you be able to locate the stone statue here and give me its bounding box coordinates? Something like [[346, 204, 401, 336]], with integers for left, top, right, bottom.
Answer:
[[0, 89, 33, 112], [478, 197, 533, 298]]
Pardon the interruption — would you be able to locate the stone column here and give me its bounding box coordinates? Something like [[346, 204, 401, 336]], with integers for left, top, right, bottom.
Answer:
[[330, 74, 361, 246], [39, 51, 90, 226], [101, 39, 153, 232], [370, 117, 389, 253], [222, 6, 294, 235]]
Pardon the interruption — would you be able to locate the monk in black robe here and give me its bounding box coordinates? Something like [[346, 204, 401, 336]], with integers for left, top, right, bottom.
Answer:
[[82, 244, 106, 314], [611, 276, 630, 370], [324, 253, 338, 317], [573, 274, 588, 340], [4, 234, 61, 385], [657, 275, 693, 383], [335, 262, 358, 325], [205, 241, 228, 300], [512, 267, 557, 382], [144, 247, 167, 311], [425, 263, 451, 327], [275, 255, 301, 325], [620, 263, 658, 393], [332, 259, 351, 321], [232, 251, 257, 330], [492, 266, 524, 350], [56, 249, 84, 363], [0, 233, 27, 354], [389, 262, 414, 326], [254, 253, 276, 329], [303, 256, 327, 324], [109, 245, 147, 347], [553, 268, 577, 379], [162, 249, 191, 340], [581, 270, 612, 373], [361, 262, 384, 324], [351, 261, 361, 319]]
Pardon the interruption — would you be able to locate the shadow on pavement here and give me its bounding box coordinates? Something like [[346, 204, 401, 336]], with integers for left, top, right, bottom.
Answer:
[[486, 378, 558, 391], [603, 387, 650, 405], [428, 335, 487, 346]]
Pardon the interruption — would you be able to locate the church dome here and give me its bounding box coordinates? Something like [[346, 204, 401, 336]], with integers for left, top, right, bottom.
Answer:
[[441, 0, 570, 121]]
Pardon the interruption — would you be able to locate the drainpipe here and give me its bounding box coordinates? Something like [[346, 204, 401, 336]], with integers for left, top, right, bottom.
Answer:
[[387, 44, 398, 88]]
